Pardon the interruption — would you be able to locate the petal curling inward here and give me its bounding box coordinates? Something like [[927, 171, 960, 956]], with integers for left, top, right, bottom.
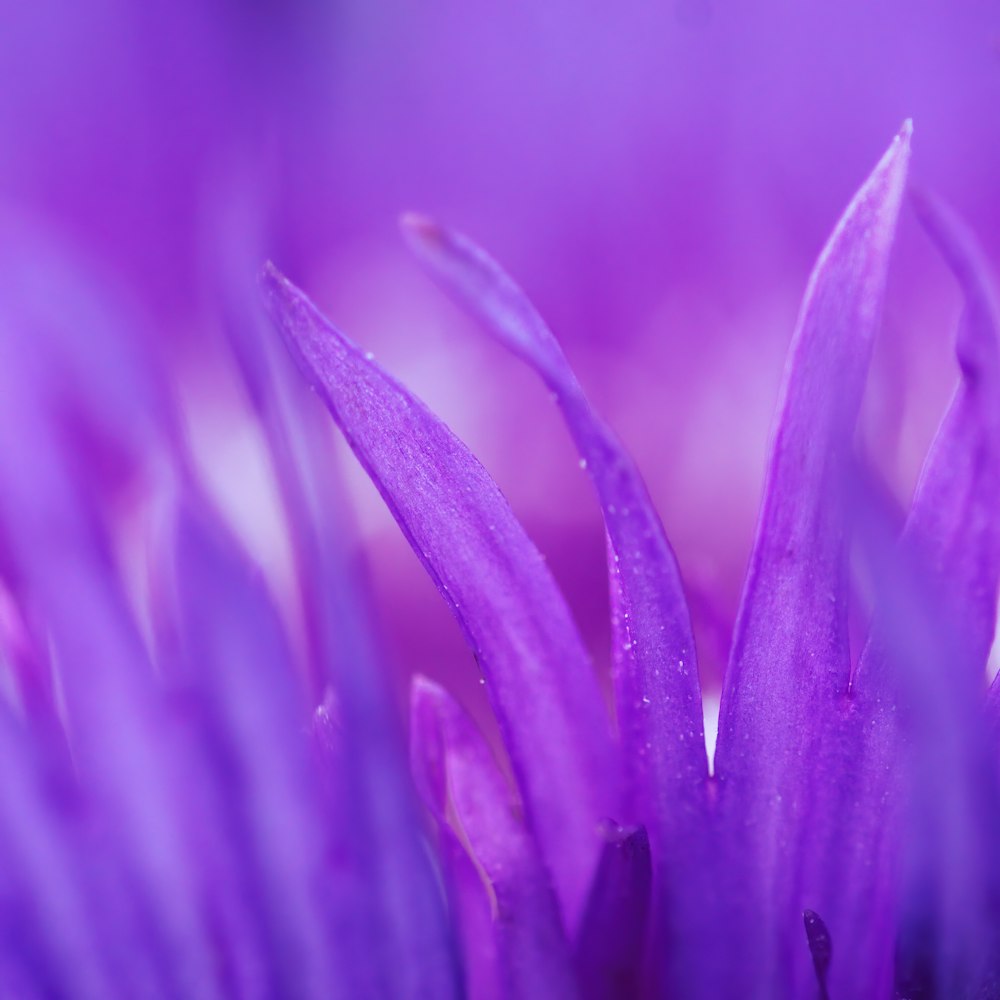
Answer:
[[712, 124, 912, 995], [411, 677, 577, 1000], [400, 215, 707, 832], [261, 264, 619, 928]]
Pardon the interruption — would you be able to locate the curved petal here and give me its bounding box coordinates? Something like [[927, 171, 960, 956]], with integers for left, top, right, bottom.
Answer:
[[261, 265, 619, 926], [573, 823, 651, 1000], [400, 214, 706, 839], [411, 677, 577, 1000], [712, 124, 912, 995]]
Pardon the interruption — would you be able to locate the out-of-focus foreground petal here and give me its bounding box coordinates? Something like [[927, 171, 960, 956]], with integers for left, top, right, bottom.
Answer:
[[713, 124, 912, 995], [156, 501, 347, 997], [905, 192, 1000, 679], [261, 264, 619, 927], [0, 260, 220, 996], [857, 192, 1000, 998], [411, 677, 576, 999], [572, 823, 651, 1000], [217, 208, 461, 999]]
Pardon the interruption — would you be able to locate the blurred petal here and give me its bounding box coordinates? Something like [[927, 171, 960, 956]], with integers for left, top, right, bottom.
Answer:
[[904, 191, 1000, 678], [261, 264, 619, 925], [856, 193, 1000, 996], [162, 501, 345, 997], [852, 473, 1000, 998], [411, 677, 576, 1000]]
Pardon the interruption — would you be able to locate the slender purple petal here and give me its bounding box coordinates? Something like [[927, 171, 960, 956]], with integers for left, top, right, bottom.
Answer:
[[904, 190, 1000, 680], [411, 677, 577, 1000], [0, 312, 221, 995], [855, 193, 1000, 996], [162, 501, 347, 997], [851, 474, 1000, 998], [712, 124, 912, 993], [218, 217, 461, 997], [400, 214, 706, 836], [0, 708, 111, 998], [409, 683, 500, 1000], [261, 264, 619, 925], [573, 823, 651, 1000]]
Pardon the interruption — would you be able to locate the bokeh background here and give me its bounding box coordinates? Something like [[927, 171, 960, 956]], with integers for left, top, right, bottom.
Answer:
[[3, 0, 999, 739]]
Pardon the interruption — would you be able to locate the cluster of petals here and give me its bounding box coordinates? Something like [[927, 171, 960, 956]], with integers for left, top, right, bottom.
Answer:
[[1, 122, 999, 999]]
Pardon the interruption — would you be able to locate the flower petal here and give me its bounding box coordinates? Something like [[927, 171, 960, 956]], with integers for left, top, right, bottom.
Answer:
[[905, 190, 1000, 679], [857, 193, 1000, 996], [164, 502, 350, 997], [411, 677, 577, 1000], [712, 124, 912, 993], [261, 264, 619, 925], [572, 823, 651, 1000], [400, 214, 707, 839]]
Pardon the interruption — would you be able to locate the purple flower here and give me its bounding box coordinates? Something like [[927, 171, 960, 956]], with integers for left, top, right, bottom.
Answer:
[[258, 123, 1000, 998], [1, 109, 999, 1000]]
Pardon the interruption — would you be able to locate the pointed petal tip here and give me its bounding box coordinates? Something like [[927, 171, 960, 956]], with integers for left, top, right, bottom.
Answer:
[[258, 260, 296, 311], [411, 673, 446, 708]]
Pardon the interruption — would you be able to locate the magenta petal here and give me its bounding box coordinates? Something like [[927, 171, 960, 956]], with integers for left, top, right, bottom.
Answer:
[[573, 823, 651, 1000], [411, 677, 577, 1000], [261, 264, 619, 925], [711, 125, 912, 992], [400, 214, 705, 843]]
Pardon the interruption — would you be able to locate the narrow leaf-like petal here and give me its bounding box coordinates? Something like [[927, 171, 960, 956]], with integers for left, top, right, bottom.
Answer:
[[219, 224, 460, 995], [856, 193, 1000, 996], [905, 191, 1000, 677], [411, 677, 577, 1000], [573, 823, 651, 1000], [712, 124, 912, 993], [261, 265, 618, 925], [401, 215, 706, 837], [164, 502, 348, 997], [852, 477, 1000, 999]]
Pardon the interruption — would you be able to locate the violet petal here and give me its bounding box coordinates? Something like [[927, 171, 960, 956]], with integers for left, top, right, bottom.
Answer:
[[261, 264, 619, 926], [712, 125, 912, 993], [857, 193, 1000, 996], [400, 214, 707, 839], [572, 823, 652, 1000], [905, 191, 1000, 680], [411, 677, 577, 1000]]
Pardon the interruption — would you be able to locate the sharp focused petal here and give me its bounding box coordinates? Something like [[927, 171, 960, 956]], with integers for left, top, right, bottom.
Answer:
[[261, 264, 618, 926], [712, 125, 912, 994], [411, 677, 577, 1000], [401, 214, 706, 836], [905, 191, 1000, 680], [855, 194, 1000, 996]]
